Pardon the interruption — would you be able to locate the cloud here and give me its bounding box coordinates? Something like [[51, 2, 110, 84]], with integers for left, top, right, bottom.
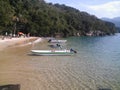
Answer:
[[87, 1, 120, 18]]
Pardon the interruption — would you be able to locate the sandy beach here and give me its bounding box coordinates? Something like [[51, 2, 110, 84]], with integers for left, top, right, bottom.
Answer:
[[0, 37, 45, 90], [0, 37, 39, 51]]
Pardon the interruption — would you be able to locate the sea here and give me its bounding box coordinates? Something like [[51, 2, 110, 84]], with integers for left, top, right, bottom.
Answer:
[[0, 34, 120, 90]]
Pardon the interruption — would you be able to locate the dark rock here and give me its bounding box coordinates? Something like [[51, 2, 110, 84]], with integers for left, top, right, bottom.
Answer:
[[0, 84, 20, 90]]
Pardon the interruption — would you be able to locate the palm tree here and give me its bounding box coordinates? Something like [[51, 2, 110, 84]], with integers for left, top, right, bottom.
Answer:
[[12, 16, 19, 37]]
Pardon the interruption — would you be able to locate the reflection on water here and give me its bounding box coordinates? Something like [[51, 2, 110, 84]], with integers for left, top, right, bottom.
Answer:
[[0, 35, 120, 90]]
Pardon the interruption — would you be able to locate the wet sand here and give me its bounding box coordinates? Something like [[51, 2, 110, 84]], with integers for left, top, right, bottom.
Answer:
[[0, 37, 42, 90]]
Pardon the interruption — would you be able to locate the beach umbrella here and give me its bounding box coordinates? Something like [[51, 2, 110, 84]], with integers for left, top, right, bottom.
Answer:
[[18, 32, 24, 35]]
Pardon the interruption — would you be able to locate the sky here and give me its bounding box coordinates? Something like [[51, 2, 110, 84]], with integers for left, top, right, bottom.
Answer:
[[45, 0, 120, 19]]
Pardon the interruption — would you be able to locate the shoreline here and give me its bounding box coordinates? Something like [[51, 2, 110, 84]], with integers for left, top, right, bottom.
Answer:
[[0, 37, 40, 51]]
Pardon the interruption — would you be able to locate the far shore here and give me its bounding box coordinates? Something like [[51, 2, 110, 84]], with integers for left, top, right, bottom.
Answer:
[[0, 37, 40, 51]]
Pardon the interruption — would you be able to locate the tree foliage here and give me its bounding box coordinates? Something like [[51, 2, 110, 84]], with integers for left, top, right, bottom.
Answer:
[[0, 0, 116, 36]]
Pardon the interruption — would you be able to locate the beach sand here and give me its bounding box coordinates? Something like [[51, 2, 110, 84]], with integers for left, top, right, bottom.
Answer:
[[0, 37, 65, 90], [0, 37, 39, 51], [0, 37, 45, 90]]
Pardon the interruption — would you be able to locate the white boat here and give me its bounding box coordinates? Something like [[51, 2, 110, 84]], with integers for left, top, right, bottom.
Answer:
[[31, 49, 76, 56], [48, 39, 67, 43]]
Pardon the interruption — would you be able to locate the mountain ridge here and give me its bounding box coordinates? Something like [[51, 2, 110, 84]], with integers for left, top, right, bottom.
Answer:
[[101, 17, 120, 27]]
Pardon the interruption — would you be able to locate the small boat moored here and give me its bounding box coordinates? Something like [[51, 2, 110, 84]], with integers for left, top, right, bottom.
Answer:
[[31, 49, 76, 56], [48, 39, 67, 43]]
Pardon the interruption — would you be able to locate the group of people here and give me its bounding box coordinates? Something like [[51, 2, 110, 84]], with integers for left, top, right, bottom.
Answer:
[[1, 32, 30, 40]]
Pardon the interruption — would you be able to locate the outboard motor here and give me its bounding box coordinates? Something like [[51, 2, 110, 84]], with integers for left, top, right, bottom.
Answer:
[[56, 44, 62, 49], [56, 44, 60, 47], [48, 39, 51, 42], [70, 48, 77, 53]]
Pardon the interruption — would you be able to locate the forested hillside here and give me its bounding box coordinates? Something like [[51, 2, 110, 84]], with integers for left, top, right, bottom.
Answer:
[[0, 0, 116, 37]]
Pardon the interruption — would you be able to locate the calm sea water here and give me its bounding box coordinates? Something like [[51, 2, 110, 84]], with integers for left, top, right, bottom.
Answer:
[[66, 33, 120, 90], [0, 34, 120, 90]]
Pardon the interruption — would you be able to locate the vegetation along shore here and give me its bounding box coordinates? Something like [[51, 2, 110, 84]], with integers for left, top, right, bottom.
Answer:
[[0, 0, 118, 38]]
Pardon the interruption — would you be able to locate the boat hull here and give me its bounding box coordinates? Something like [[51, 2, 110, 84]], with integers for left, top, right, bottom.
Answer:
[[31, 50, 74, 56], [49, 40, 67, 43]]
